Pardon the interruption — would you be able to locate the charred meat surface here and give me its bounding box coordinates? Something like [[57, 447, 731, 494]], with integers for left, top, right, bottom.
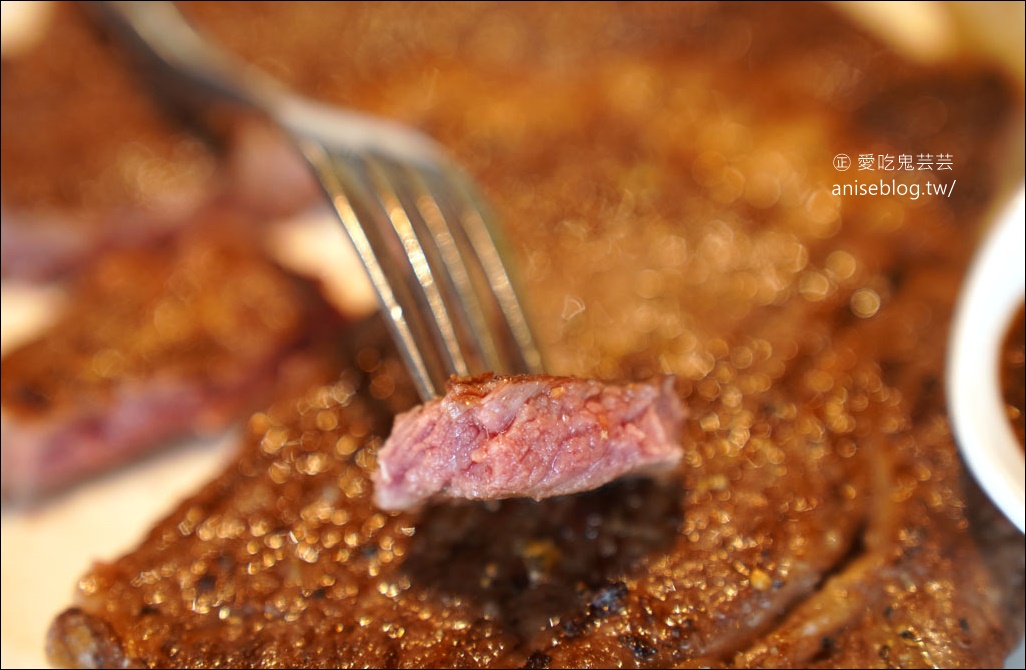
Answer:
[[374, 374, 684, 511], [42, 317, 1023, 668], [39, 1, 1026, 668]]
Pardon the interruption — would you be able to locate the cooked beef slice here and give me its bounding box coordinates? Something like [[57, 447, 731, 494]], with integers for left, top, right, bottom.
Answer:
[[374, 374, 683, 511]]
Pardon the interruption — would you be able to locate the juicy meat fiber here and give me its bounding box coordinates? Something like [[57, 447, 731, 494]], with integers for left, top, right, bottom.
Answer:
[[373, 374, 684, 511]]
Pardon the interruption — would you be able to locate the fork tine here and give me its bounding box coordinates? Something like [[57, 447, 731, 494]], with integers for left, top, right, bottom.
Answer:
[[394, 156, 544, 380], [436, 164, 544, 376], [362, 154, 476, 379], [297, 140, 456, 400], [90, 0, 544, 402], [398, 164, 501, 374], [343, 154, 478, 395], [304, 135, 544, 396], [368, 152, 547, 383], [381, 161, 496, 373], [411, 166, 522, 376]]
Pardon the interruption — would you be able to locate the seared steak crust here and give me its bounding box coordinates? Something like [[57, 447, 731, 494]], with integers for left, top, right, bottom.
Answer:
[[1, 211, 342, 500], [43, 320, 1024, 667], [38, 1, 1026, 667]]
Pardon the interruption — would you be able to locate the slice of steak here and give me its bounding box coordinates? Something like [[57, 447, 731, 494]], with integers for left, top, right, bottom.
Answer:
[[373, 374, 685, 511], [0, 207, 344, 501], [0, 3, 221, 281]]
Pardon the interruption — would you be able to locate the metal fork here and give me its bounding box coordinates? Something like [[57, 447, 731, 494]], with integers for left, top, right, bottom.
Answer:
[[90, 1, 543, 401]]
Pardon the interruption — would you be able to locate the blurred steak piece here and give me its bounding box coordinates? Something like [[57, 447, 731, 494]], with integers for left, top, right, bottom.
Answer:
[[0, 207, 343, 500], [0, 2, 219, 280], [373, 374, 684, 511], [0, 2, 320, 281]]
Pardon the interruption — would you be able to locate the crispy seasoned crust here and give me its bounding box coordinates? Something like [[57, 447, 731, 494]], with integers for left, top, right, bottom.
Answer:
[[40, 2, 1026, 667], [0, 209, 344, 500], [44, 316, 1024, 667]]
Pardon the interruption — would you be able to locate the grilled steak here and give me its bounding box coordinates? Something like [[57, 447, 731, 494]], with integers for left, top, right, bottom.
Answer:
[[44, 310, 1025, 668], [39, 2, 1026, 668], [374, 374, 684, 511], [0, 208, 343, 500]]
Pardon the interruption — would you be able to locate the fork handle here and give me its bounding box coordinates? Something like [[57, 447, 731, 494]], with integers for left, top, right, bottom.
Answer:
[[89, 1, 450, 167], [87, 1, 281, 126]]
